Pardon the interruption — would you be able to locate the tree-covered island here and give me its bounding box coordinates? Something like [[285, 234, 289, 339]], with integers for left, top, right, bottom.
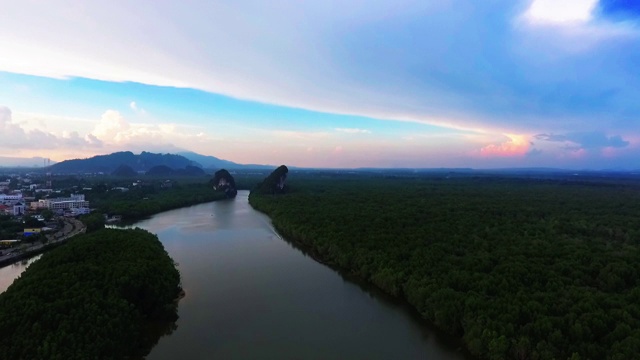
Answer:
[[0, 228, 182, 360]]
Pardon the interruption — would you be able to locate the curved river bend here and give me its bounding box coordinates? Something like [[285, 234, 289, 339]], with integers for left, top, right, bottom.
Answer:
[[141, 191, 470, 360], [1, 191, 471, 359]]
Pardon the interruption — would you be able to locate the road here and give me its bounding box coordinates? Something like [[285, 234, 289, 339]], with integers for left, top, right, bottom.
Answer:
[[0, 217, 86, 266]]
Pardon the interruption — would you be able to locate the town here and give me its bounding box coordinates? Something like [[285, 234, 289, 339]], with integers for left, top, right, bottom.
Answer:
[[0, 170, 90, 265], [0, 164, 236, 267]]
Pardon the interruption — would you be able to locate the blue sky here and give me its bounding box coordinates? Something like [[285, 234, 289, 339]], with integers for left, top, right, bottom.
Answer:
[[1, 0, 639, 169]]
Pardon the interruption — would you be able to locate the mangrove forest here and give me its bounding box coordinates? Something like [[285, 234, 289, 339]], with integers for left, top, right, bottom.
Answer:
[[0, 228, 182, 360], [249, 173, 640, 360]]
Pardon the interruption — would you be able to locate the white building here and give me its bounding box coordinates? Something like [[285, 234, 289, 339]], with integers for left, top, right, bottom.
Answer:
[[0, 193, 23, 202], [32, 194, 89, 211], [0, 193, 23, 207]]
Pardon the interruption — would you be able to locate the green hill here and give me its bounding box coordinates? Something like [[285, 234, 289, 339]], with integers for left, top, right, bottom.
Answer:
[[111, 164, 138, 177], [50, 151, 200, 174]]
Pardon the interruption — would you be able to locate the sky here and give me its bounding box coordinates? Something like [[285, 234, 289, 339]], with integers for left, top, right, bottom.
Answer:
[[1, 0, 639, 169]]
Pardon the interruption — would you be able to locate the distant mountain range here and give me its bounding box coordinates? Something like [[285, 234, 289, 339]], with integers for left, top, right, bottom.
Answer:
[[10, 151, 639, 175], [146, 165, 206, 177], [47, 151, 273, 174], [176, 151, 273, 170], [49, 151, 195, 174], [0, 156, 57, 168]]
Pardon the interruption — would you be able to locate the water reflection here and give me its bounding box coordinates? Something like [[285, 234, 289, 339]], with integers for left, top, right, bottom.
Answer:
[[135, 316, 179, 359]]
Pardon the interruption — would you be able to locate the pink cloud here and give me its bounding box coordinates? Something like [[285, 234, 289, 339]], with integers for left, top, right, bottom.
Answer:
[[477, 134, 530, 157]]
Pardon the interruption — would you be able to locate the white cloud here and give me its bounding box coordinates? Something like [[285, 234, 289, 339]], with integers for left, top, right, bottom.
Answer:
[[523, 0, 598, 24], [0, 106, 54, 148], [129, 101, 147, 115], [0, 106, 222, 161], [0, 1, 639, 144], [84, 133, 103, 147], [102, 110, 243, 157], [335, 128, 371, 134], [0, 106, 22, 137], [92, 110, 131, 142], [89, 110, 209, 149], [516, 0, 639, 50]]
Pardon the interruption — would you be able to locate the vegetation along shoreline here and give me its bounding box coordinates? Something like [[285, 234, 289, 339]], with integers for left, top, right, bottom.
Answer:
[[249, 173, 640, 360], [0, 228, 183, 359]]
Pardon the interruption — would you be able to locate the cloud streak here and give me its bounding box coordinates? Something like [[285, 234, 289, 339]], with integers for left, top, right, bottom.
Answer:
[[535, 131, 629, 149], [1, 0, 639, 137], [335, 128, 371, 134], [1, 1, 640, 169]]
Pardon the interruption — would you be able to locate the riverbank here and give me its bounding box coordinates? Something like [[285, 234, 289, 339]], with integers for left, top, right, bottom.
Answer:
[[91, 182, 228, 220], [137, 191, 468, 359], [0, 218, 85, 268], [248, 177, 640, 360], [267, 215, 474, 356], [248, 195, 475, 359], [0, 189, 230, 269]]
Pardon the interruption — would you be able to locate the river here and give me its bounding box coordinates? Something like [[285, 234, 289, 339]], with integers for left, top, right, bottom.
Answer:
[[0, 190, 471, 359], [0, 254, 41, 292], [140, 191, 469, 359]]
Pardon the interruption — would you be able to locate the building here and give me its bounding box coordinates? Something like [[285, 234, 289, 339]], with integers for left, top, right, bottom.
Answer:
[[23, 228, 42, 237], [12, 202, 25, 216], [0, 194, 22, 200], [0, 193, 23, 204], [0, 240, 20, 247], [31, 194, 90, 212], [70, 207, 91, 216]]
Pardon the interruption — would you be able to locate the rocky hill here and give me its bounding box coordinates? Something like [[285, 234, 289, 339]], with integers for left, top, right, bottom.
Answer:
[[211, 169, 237, 198], [253, 165, 289, 194]]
